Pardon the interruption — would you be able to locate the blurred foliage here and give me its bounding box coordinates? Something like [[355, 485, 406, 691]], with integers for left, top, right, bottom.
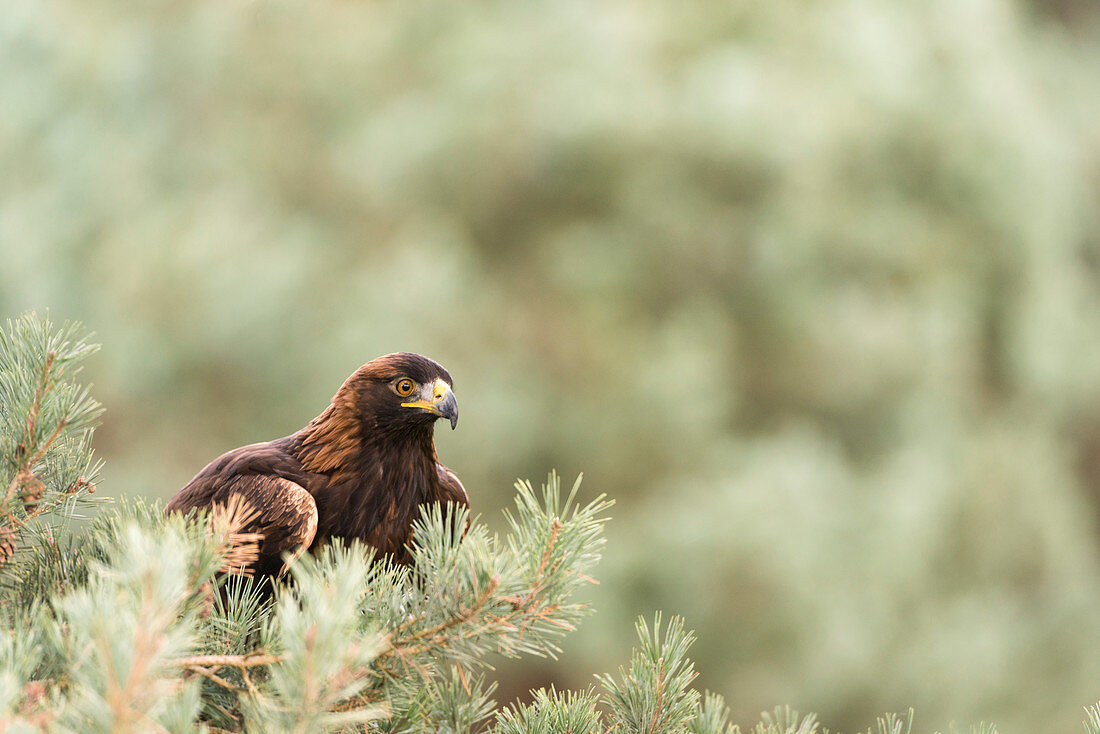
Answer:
[[3, 0, 1100, 731]]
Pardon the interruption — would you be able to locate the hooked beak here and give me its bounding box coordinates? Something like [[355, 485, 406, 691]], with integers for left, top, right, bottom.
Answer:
[[402, 377, 459, 430]]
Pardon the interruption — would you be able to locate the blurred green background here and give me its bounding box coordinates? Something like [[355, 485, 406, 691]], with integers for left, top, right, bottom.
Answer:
[[4, 0, 1100, 730]]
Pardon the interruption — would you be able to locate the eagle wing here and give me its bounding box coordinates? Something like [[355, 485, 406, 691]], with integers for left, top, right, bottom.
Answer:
[[230, 475, 318, 576], [436, 463, 468, 507], [166, 447, 318, 578]]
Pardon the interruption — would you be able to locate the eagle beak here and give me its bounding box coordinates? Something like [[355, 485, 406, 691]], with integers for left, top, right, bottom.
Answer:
[[437, 383, 459, 430], [402, 378, 459, 430]]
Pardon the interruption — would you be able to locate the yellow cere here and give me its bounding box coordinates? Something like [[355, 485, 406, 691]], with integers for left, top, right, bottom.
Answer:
[[401, 378, 451, 411]]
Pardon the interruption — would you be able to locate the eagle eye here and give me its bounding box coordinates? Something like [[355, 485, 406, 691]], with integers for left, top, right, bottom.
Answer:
[[394, 378, 416, 397]]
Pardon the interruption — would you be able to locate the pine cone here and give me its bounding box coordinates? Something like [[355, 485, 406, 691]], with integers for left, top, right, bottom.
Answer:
[[0, 525, 18, 565], [20, 475, 45, 507]]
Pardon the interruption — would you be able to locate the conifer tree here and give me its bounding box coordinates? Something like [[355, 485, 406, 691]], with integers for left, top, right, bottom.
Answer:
[[0, 312, 1095, 733]]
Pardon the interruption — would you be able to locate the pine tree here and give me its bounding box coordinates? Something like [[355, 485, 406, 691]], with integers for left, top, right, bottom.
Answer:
[[0, 312, 1093, 733]]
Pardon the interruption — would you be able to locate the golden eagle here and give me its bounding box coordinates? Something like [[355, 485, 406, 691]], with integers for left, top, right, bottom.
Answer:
[[165, 353, 465, 576]]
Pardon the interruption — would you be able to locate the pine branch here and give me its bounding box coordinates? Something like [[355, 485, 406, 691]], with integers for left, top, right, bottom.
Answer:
[[48, 523, 206, 733], [0, 313, 104, 577], [1085, 704, 1100, 734], [240, 544, 389, 732], [690, 692, 740, 734], [493, 687, 603, 734], [597, 614, 700, 734], [871, 709, 914, 734]]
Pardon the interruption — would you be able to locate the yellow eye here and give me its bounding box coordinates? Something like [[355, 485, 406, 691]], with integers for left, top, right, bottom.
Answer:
[[395, 378, 416, 397]]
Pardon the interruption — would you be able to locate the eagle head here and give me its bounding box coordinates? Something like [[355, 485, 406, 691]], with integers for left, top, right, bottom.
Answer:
[[344, 352, 458, 432]]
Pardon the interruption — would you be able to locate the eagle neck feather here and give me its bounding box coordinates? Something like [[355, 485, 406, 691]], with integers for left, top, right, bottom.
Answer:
[[295, 402, 362, 474], [293, 401, 443, 559]]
